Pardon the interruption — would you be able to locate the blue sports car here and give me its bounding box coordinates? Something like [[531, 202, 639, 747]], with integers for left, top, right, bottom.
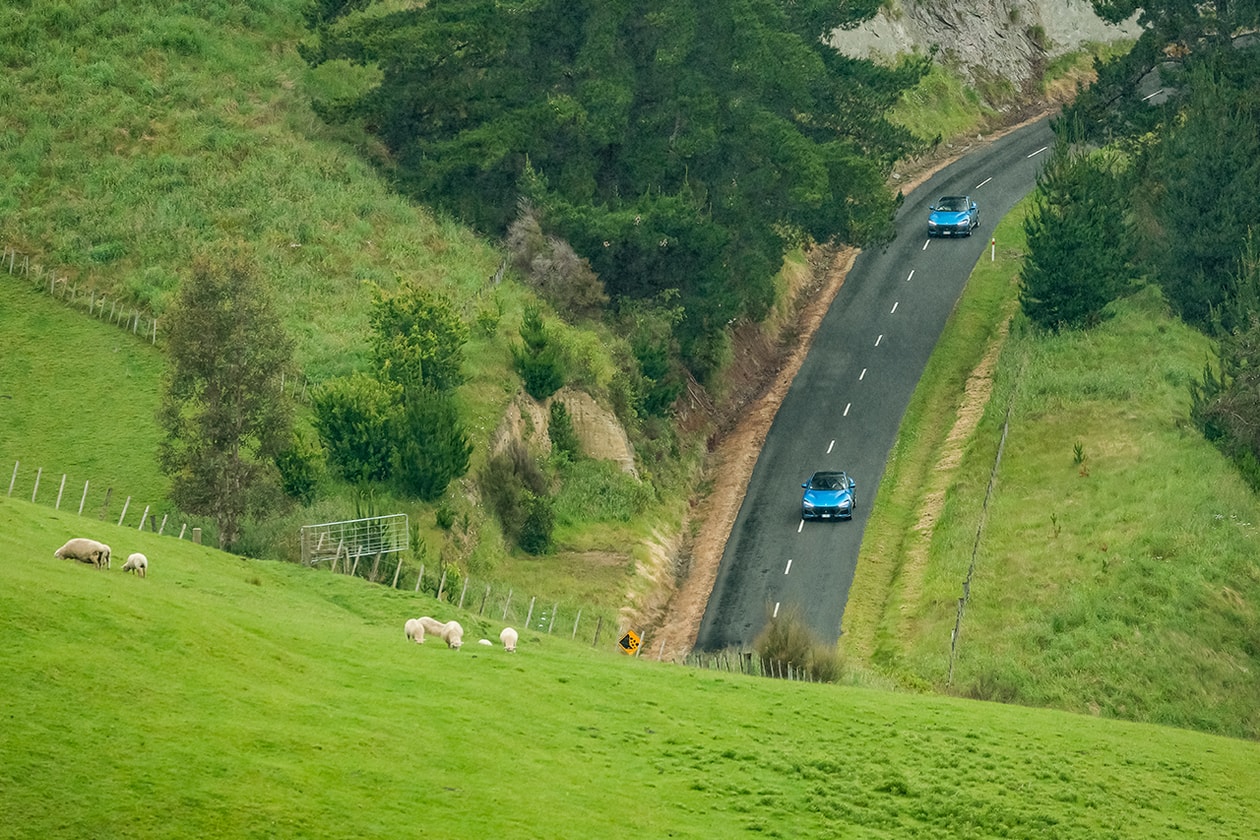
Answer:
[[927, 195, 979, 237], [801, 471, 856, 520]]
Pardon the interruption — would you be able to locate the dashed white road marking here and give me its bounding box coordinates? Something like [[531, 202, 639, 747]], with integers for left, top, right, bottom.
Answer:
[[875, 334, 883, 347], [843, 403, 850, 416], [1028, 146, 1049, 158], [784, 559, 792, 574], [797, 520, 804, 533], [975, 177, 992, 189], [859, 368, 867, 381], [773, 602, 781, 618], [890, 301, 899, 314], [827, 440, 835, 454], [906, 269, 915, 282], [922, 240, 930, 251]]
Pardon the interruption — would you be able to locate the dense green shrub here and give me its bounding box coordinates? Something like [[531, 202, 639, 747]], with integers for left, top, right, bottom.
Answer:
[[274, 425, 324, 505], [310, 373, 401, 484]]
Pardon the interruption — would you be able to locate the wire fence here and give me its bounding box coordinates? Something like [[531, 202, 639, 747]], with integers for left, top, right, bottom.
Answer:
[[946, 389, 1017, 687], [681, 649, 832, 682], [7, 459, 204, 542], [2, 243, 316, 403]]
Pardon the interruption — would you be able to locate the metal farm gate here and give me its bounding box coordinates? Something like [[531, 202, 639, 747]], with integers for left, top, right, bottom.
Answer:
[[300, 513, 409, 569]]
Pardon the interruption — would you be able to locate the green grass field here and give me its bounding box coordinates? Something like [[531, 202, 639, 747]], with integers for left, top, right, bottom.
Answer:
[[4, 493, 1259, 839], [848, 208, 1260, 739]]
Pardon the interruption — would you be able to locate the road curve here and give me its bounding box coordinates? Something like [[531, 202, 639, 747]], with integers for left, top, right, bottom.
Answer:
[[695, 118, 1055, 651]]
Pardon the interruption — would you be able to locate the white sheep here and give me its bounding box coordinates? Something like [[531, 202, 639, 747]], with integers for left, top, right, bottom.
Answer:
[[441, 620, 464, 650], [477, 638, 493, 646], [54, 538, 111, 570], [418, 616, 447, 638], [404, 618, 425, 644], [500, 626, 518, 653], [121, 552, 148, 578]]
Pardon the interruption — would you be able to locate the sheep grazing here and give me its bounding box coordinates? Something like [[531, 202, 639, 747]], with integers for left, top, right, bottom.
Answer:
[[121, 553, 148, 578], [477, 639, 493, 646], [441, 620, 464, 650], [53, 538, 111, 570], [404, 618, 425, 644], [500, 626, 518, 653], [418, 616, 447, 638]]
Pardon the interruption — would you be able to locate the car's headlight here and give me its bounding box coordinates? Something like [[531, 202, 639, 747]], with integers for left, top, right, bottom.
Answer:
[[927, 220, 937, 227], [802, 499, 815, 509]]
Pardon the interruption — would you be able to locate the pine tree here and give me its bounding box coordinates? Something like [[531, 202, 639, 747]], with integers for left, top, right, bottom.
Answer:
[[514, 306, 565, 400], [393, 387, 472, 501], [1019, 143, 1134, 330]]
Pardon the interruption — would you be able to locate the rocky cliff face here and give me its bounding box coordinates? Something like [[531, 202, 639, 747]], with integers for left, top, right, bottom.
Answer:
[[829, 0, 1140, 96]]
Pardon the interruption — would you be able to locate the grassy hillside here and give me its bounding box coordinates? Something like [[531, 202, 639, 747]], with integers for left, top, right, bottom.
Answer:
[[849, 208, 1260, 739], [0, 279, 167, 508], [4, 494, 1259, 839]]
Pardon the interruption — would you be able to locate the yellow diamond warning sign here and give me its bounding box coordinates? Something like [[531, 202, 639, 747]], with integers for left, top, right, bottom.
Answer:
[[618, 629, 641, 655]]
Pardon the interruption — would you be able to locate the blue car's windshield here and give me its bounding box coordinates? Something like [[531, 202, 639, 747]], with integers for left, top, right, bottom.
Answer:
[[810, 474, 846, 490], [936, 196, 968, 211]]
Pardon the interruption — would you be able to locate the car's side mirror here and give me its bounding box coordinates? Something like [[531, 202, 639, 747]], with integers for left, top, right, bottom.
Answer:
[[802, 482, 809, 489], [970, 203, 977, 211], [928, 205, 936, 211]]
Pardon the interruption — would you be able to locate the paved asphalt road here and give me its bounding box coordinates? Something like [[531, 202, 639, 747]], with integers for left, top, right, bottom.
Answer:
[[696, 117, 1056, 651]]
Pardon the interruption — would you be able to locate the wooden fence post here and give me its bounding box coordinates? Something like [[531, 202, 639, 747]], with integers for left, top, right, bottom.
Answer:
[[437, 568, 447, 601], [8, 461, 17, 497], [99, 487, 112, 520], [502, 589, 513, 621], [525, 596, 535, 629], [548, 602, 558, 634], [117, 496, 131, 526], [158, 513, 168, 535], [31, 467, 42, 503], [192, 527, 201, 544], [138, 505, 150, 530], [571, 609, 582, 640], [458, 578, 469, 610], [55, 474, 66, 509], [390, 557, 403, 589], [479, 584, 490, 615], [592, 615, 603, 647], [414, 562, 424, 591], [78, 479, 89, 515]]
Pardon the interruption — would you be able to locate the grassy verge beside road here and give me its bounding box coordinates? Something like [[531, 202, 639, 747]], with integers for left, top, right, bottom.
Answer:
[[846, 203, 1260, 739]]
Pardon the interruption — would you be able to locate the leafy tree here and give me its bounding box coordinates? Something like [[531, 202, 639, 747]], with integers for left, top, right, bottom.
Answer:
[[392, 386, 472, 501], [305, 0, 927, 380], [514, 306, 566, 400], [310, 372, 402, 484], [369, 283, 469, 393], [506, 204, 608, 321], [1019, 141, 1135, 330], [158, 250, 294, 549], [275, 425, 324, 505]]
